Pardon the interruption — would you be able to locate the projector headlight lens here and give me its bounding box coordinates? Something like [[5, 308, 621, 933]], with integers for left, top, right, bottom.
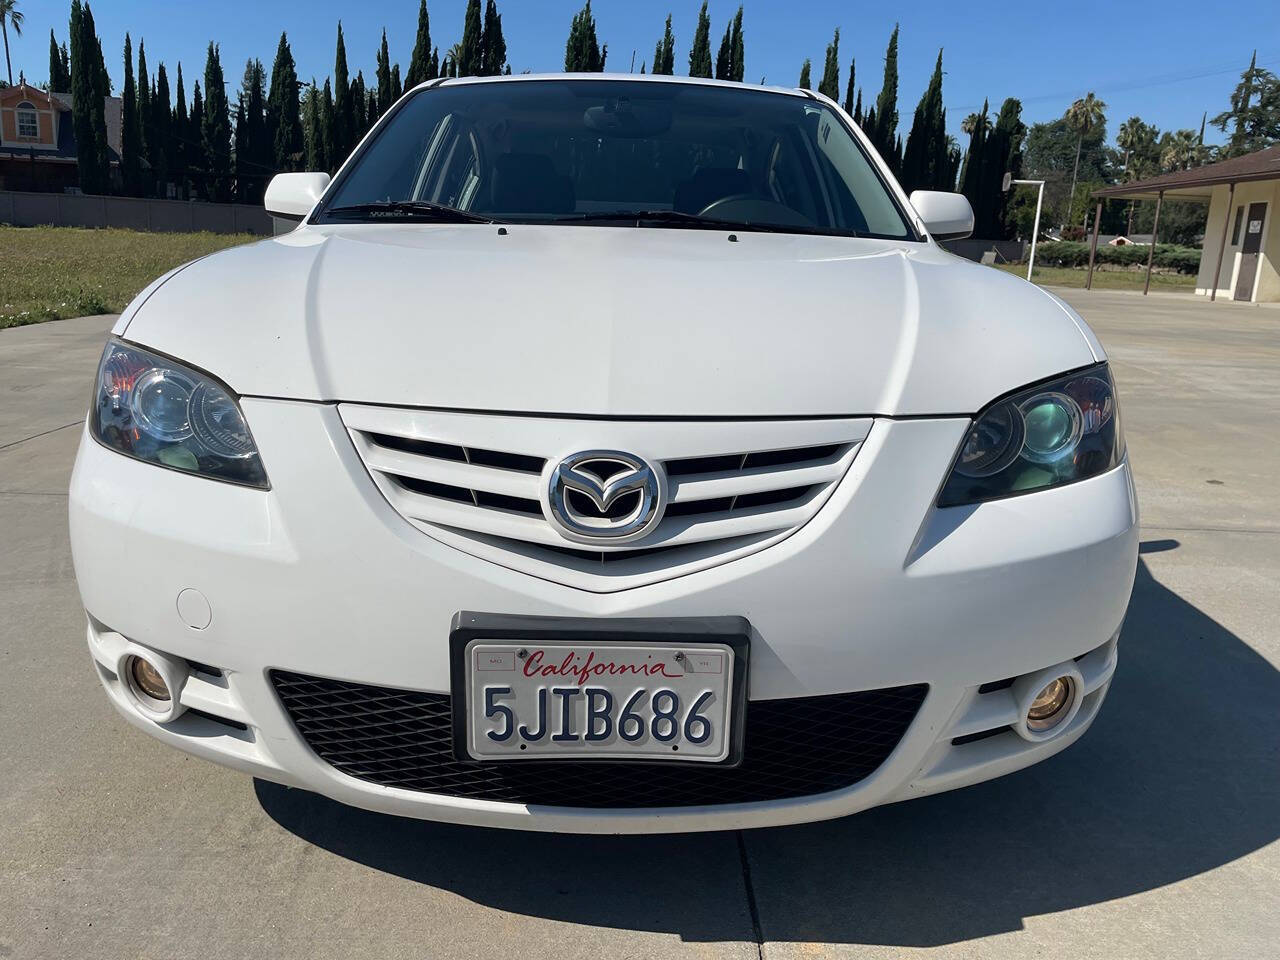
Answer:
[[91, 339, 269, 488], [939, 363, 1122, 506]]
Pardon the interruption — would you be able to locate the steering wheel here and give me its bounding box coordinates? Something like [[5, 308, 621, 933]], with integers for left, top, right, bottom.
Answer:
[[697, 194, 815, 227]]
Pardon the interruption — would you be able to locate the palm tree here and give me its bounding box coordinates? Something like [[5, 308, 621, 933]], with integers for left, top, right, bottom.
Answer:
[[1161, 129, 1203, 172], [961, 111, 991, 136], [1064, 92, 1106, 227], [0, 0, 23, 86], [1116, 116, 1142, 176]]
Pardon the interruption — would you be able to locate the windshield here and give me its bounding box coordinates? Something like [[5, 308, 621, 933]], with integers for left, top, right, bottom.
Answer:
[[316, 79, 917, 240]]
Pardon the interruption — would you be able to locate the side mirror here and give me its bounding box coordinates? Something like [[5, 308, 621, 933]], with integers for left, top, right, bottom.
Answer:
[[264, 172, 331, 220], [908, 190, 975, 241]]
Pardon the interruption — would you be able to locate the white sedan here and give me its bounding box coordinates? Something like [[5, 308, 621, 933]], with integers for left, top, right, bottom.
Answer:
[[69, 74, 1137, 833]]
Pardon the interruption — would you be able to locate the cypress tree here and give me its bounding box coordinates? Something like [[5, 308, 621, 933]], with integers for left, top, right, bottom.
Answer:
[[854, 87, 862, 126], [375, 30, 392, 115], [267, 32, 301, 172], [233, 99, 247, 200], [564, 1, 605, 72], [352, 71, 368, 138], [900, 50, 946, 192], [189, 79, 204, 191], [818, 29, 840, 100], [863, 103, 875, 135], [201, 43, 231, 201], [235, 58, 267, 201], [959, 98, 989, 227], [459, 0, 483, 76], [70, 2, 109, 193], [798, 59, 811, 90], [688, 2, 712, 78], [842, 59, 855, 114], [49, 30, 71, 91], [173, 63, 188, 189], [715, 20, 731, 81], [984, 98, 1026, 239], [872, 25, 899, 163], [391, 64, 403, 101], [729, 7, 744, 82], [136, 39, 151, 183], [320, 78, 335, 173], [332, 24, 353, 165], [651, 15, 674, 76], [405, 0, 433, 88], [302, 80, 324, 171], [481, 0, 507, 76], [152, 63, 171, 190], [121, 36, 142, 195]]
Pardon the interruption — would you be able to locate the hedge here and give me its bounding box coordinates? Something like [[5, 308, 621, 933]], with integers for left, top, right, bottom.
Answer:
[[1032, 241, 1201, 274]]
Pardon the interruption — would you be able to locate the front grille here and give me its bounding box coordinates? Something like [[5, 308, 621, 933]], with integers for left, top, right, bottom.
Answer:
[[339, 405, 874, 591], [271, 670, 927, 808]]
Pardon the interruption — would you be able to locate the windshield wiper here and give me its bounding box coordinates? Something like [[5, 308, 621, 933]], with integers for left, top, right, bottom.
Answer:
[[324, 200, 501, 224], [547, 209, 853, 237]]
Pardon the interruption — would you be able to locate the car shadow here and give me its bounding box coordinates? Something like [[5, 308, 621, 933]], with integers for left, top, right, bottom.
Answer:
[[255, 553, 1280, 947]]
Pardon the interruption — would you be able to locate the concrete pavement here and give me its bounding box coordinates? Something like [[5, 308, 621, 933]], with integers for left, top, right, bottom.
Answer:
[[1, 291, 1276, 959]]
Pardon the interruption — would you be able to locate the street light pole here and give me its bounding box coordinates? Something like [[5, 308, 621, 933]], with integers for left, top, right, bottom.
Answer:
[[1004, 175, 1046, 282]]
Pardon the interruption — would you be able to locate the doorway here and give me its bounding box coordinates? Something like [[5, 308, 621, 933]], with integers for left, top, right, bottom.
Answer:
[[1234, 201, 1268, 301]]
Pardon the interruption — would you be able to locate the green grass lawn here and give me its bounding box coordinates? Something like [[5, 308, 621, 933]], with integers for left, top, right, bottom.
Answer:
[[992, 262, 1197, 292], [0, 225, 258, 329]]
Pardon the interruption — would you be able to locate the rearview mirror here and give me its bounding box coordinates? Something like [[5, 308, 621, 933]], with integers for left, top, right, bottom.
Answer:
[[265, 172, 332, 220], [908, 190, 974, 241]]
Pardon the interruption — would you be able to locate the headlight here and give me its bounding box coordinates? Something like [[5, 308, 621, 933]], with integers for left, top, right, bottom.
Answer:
[[90, 339, 269, 489], [938, 363, 1122, 507]]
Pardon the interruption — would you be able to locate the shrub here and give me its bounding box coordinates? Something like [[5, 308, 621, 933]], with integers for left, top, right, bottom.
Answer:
[[1032, 241, 1201, 274]]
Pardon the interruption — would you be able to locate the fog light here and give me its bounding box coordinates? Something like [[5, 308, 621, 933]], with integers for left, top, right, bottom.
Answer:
[[1026, 677, 1072, 731], [128, 655, 171, 702]]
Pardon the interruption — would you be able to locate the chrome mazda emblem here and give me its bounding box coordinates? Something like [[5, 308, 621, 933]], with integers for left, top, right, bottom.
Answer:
[[545, 450, 663, 543]]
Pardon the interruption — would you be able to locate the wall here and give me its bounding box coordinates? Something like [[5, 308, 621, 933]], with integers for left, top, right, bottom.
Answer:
[[0, 189, 273, 235], [1196, 180, 1280, 302]]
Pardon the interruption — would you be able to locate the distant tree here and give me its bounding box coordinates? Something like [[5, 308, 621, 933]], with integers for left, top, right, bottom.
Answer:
[[818, 29, 839, 100], [960, 98, 989, 224], [234, 58, 268, 201], [189, 79, 204, 191], [201, 42, 232, 200], [715, 16, 732, 81], [797, 59, 810, 90], [480, 0, 507, 75], [651, 14, 674, 76], [0, 0, 22, 87], [1064, 91, 1106, 226], [729, 7, 744, 82], [900, 50, 947, 193], [1211, 51, 1280, 156], [70, 1, 110, 193], [151, 62, 171, 189], [459, 0, 483, 76], [842, 59, 855, 114], [854, 87, 862, 126], [982, 97, 1026, 238], [405, 0, 434, 88], [320, 77, 335, 172], [1159, 128, 1205, 171], [391, 63, 403, 100], [687, 1, 711, 78], [302, 79, 325, 171], [351, 69, 368, 139], [564, 1, 606, 72], [121, 36, 144, 196], [871, 25, 899, 168], [49, 29, 71, 91], [172, 62, 188, 189], [332, 23, 354, 165], [136, 39, 152, 183], [375, 29, 393, 117], [267, 32, 302, 172]]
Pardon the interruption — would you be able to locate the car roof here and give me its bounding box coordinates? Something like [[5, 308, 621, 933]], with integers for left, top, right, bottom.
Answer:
[[414, 72, 811, 102]]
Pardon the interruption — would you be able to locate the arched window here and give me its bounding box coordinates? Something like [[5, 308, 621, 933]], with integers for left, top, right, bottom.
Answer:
[[16, 101, 39, 139]]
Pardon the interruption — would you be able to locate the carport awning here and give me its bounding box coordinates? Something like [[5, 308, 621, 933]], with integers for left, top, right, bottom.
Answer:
[[1092, 144, 1280, 202]]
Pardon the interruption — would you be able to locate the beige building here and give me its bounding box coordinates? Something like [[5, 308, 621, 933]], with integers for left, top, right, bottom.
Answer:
[[1092, 144, 1280, 303]]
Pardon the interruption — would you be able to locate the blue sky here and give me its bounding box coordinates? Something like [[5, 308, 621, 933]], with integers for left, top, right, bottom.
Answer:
[[12, 0, 1279, 147]]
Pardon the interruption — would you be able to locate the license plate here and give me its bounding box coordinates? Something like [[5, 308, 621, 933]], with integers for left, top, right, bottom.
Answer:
[[460, 639, 738, 763]]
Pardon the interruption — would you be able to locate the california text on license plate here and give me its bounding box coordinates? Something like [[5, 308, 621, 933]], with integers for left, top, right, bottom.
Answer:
[[462, 640, 737, 763]]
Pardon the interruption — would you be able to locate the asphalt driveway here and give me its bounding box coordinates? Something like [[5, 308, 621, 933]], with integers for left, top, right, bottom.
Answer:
[[1, 290, 1277, 959]]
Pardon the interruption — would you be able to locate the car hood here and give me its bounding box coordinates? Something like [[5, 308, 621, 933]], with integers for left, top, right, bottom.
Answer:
[[122, 224, 1099, 417]]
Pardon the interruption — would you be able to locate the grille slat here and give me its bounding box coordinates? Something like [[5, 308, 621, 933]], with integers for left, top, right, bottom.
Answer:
[[272, 671, 927, 808], [339, 405, 872, 590]]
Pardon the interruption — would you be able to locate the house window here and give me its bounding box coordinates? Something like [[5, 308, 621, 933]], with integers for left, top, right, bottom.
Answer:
[[16, 102, 39, 139], [1231, 206, 1244, 246]]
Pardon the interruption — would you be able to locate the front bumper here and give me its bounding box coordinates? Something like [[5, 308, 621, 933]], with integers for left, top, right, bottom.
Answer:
[[70, 400, 1139, 833]]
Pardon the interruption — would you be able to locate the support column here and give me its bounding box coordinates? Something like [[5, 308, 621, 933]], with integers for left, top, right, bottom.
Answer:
[[1210, 182, 1235, 302], [1143, 191, 1164, 296], [1085, 201, 1103, 290]]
